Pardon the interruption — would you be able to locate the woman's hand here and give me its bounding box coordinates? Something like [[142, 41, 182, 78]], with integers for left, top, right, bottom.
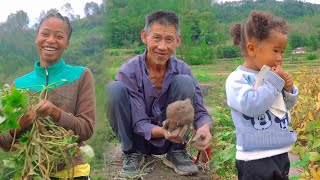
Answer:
[[11, 108, 36, 135], [35, 99, 61, 121], [19, 109, 36, 128]]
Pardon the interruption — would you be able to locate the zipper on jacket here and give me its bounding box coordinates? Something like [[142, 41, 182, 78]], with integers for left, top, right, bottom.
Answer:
[[44, 67, 49, 99]]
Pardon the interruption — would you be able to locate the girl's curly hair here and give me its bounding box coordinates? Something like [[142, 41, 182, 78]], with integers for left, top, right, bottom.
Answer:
[[230, 11, 288, 56]]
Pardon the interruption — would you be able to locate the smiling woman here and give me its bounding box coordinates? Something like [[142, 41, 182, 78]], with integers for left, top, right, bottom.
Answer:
[[36, 13, 72, 66], [0, 13, 96, 179]]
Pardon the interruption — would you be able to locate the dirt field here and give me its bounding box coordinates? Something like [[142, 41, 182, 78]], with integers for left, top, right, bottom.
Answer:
[[103, 144, 212, 180], [101, 143, 301, 180]]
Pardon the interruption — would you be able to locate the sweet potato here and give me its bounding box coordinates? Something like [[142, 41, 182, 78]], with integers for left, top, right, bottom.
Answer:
[[163, 98, 194, 141]]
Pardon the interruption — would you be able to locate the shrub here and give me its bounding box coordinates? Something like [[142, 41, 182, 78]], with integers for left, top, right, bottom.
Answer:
[[134, 46, 145, 54], [177, 40, 216, 65], [109, 50, 120, 56], [217, 45, 240, 59], [306, 53, 317, 60]]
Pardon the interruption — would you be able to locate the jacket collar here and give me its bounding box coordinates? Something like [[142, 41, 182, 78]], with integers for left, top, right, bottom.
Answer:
[[34, 59, 66, 77]]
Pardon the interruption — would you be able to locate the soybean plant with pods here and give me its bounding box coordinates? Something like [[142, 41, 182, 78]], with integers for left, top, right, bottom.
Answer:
[[0, 80, 80, 180]]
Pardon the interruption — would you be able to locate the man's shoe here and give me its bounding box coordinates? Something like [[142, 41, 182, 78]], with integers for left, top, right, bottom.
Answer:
[[163, 149, 199, 175], [119, 152, 145, 178]]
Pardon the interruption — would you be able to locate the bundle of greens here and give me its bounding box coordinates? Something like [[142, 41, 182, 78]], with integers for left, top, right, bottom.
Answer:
[[0, 82, 79, 179]]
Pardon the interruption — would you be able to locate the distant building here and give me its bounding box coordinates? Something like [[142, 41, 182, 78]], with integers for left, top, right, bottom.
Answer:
[[292, 47, 305, 54], [223, 0, 246, 7]]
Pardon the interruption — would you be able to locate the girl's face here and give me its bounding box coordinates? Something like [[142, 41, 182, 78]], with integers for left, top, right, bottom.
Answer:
[[246, 30, 287, 71], [35, 17, 70, 67]]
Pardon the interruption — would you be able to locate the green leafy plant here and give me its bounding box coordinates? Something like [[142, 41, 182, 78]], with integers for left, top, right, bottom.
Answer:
[[134, 47, 145, 55], [0, 85, 29, 133], [211, 106, 237, 179], [216, 45, 240, 59], [109, 50, 120, 56], [306, 53, 317, 60], [0, 80, 80, 179]]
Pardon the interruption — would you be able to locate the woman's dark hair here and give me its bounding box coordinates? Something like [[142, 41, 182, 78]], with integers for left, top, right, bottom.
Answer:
[[38, 13, 73, 40], [230, 11, 288, 55]]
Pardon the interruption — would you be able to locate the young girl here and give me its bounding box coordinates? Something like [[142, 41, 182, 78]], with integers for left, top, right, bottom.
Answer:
[[226, 11, 298, 180]]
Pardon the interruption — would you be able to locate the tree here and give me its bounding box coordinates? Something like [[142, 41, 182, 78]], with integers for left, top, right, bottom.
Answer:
[[5, 10, 29, 31], [84, 2, 100, 16], [61, 3, 76, 21], [309, 34, 319, 51], [289, 32, 308, 49], [217, 45, 240, 59], [33, 9, 59, 29]]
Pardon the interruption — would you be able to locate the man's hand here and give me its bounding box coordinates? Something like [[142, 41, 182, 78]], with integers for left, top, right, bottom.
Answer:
[[191, 124, 212, 151], [163, 119, 192, 143], [282, 71, 293, 93], [164, 127, 187, 144], [35, 99, 61, 121]]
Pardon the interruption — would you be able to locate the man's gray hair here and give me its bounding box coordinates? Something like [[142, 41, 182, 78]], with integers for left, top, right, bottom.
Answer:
[[144, 10, 180, 37]]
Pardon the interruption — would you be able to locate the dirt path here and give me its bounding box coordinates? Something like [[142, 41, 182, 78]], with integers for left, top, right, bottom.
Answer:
[[288, 152, 302, 177], [103, 144, 212, 180]]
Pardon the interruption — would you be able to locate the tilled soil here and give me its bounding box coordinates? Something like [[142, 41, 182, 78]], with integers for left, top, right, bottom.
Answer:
[[102, 143, 301, 180], [103, 144, 212, 180]]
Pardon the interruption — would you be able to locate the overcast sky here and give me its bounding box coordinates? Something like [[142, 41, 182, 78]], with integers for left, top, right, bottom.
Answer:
[[219, 0, 320, 3], [1, 0, 319, 25], [0, 0, 102, 25]]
